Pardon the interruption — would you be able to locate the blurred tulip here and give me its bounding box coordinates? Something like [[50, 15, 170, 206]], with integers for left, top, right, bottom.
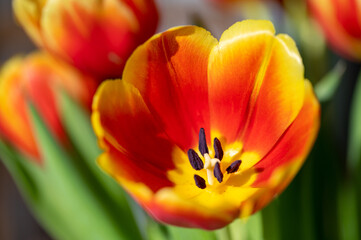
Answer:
[[308, 0, 361, 61], [0, 52, 96, 161], [13, 0, 159, 80], [207, 0, 284, 6], [208, 0, 240, 4], [92, 20, 320, 229]]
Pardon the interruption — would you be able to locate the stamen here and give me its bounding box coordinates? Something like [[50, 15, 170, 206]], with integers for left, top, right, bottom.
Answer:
[[213, 162, 223, 183], [194, 174, 206, 189], [213, 137, 223, 160], [187, 149, 204, 170], [189, 128, 241, 188], [226, 160, 242, 174], [198, 128, 209, 155]]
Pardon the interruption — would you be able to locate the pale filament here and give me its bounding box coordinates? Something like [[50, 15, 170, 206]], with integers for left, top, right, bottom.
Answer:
[[203, 153, 220, 186]]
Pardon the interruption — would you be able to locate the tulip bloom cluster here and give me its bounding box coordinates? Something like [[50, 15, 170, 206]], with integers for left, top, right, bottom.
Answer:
[[92, 20, 320, 229], [0, 52, 96, 162], [13, 0, 159, 79], [308, 0, 361, 61]]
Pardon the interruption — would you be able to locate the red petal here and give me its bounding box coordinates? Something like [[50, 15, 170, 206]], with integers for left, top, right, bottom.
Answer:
[[208, 21, 305, 162], [331, 0, 361, 38], [208, 20, 277, 143], [39, 0, 158, 79], [308, 0, 361, 60], [252, 80, 320, 186], [241, 34, 305, 160], [98, 142, 172, 192], [92, 80, 177, 183], [123, 26, 217, 150]]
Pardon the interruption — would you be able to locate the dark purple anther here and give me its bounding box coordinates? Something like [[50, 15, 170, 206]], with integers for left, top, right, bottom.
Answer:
[[214, 162, 223, 183], [194, 174, 206, 189], [226, 160, 242, 174], [213, 137, 223, 160], [198, 128, 209, 155], [187, 149, 204, 170]]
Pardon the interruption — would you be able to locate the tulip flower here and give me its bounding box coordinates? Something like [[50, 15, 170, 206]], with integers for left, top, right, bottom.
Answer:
[[208, 0, 284, 6], [0, 52, 96, 161], [308, 0, 361, 61], [92, 20, 320, 229], [209, 0, 240, 4], [13, 0, 159, 80]]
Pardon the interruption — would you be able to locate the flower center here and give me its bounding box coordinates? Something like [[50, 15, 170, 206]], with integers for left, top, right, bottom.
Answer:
[[188, 128, 242, 189]]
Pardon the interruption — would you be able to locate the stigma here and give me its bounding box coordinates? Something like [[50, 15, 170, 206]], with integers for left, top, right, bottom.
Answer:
[[187, 128, 242, 189]]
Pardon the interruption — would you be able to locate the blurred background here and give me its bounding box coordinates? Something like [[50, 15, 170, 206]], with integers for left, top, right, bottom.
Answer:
[[0, 1, 48, 239], [1, 0, 360, 239]]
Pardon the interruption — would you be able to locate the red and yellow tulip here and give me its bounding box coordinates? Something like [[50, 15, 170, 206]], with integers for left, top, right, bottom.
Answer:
[[208, 0, 284, 6], [308, 0, 361, 61], [92, 20, 320, 229], [0, 52, 96, 162], [13, 0, 159, 80]]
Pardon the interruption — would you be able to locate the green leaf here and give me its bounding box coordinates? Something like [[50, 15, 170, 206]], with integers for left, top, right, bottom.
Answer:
[[337, 181, 359, 240], [59, 91, 143, 239], [0, 140, 73, 239], [315, 61, 346, 102], [262, 200, 281, 240], [0, 140, 42, 205], [348, 71, 361, 171], [147, 220, 169, 240], [59, 91, 100, 162], [127, 196, 149, 239], [59, 91, 122, 194], [215, 227, 231, 240], [227, 213, 263, 240], [167, 226, 217, 240], [245, 212, 264, 240], [27, 103, 141, 240]]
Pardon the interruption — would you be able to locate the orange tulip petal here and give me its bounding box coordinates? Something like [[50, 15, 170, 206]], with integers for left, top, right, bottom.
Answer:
[[12, 0, 44, 47], [42, 0, 137, 79], [252, 80, 320, 186], [122, 0, 159, 41], [0, 52, 96, 161], [92, 80, 177, 178], [209, 20, 305, 162], [144, 190, 237, 230], [98, 142, 173, 192], [123, 26, 218, 150], [330, 0, 361, 38], [23, 53, 97, 143], [241, 33, 305, 160], [0, 57, 40, 159], [208, 20, 276, 143], [308, 0, 361, 60], [14, 0, 159, 79]]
